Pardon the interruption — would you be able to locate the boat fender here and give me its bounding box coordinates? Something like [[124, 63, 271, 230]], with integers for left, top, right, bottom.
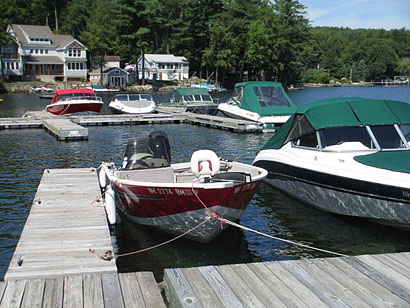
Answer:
[[104, 186, 116, 224], [190, 150, 220, 177], [98, 167, 107, 189]]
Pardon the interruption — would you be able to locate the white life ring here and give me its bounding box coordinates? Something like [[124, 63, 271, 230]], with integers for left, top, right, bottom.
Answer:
[[190, 150, 220, 177]]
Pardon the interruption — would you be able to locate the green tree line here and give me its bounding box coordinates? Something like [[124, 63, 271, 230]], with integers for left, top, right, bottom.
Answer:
[[0, 0, 409, 86]]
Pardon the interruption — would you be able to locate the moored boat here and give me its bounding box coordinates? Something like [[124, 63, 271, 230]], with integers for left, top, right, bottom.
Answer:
[[109, 93, 156, 114], [217, 81, 297, 131], [164, 88, 219, 115], [86, 85, 120, 92], [253, 97, 410, 230], [99, 131, 267, 242], [46, 89, 104, 115]]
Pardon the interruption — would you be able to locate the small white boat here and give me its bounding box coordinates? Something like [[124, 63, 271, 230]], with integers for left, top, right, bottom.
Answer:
[[109, 94, 156, 114], [99, 131, 267, 242], [218, 81, 297, 131], [253, 97, 410, 230]]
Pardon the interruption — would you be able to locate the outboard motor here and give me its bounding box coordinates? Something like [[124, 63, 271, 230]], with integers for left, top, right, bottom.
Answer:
[[148, 131, 171, 163]]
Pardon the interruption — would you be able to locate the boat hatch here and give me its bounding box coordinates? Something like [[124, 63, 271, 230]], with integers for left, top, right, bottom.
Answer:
[[123, 131, 171, 170]]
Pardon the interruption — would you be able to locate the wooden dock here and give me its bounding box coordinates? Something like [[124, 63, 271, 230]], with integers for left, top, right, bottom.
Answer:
[[4, 168, 116, 281], [164, 252, 410, 307], [0, 272, 166, 308]]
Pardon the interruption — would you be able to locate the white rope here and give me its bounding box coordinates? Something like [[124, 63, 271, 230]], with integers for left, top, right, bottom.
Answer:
[[221, 218, 348, 257]]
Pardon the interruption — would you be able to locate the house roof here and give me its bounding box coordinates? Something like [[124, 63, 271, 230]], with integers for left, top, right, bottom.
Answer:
[[144, 54, 188, 64], [89, 66, 128, 76], [22, 56, 63, 64], [105, 55, 120, 61], [9, 24, 82, 49]]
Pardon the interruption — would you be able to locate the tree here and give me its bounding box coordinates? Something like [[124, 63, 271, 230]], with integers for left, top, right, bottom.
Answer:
[[60, 0, 90, 38], [80, 0, 118, 85], [398, 57, 410, 75]]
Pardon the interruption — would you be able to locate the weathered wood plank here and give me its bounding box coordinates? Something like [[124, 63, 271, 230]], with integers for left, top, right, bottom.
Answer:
[[297, 259, 372, 308], [342, 256, 410, 305], [357, 254, 410, 289], [382, 253, 410, 278], [1, 279, 26, 308], [215, 264, 266, 307], [0, 281, 6, 303], [101, 272, 125, 308], [230, 263, 287, 308], [280, 260, 349, 308], [181, 267, 224, 308], [136, 272, 167, 308], [20, 278, 45, 308], [83, 274, 104, 308], [63, 275, 83, 308], [119, 272, 146, 308], [198, 265, 244, 308], [164, 268, 202, 308], [326, 258, 408, 307], [264, 261, 327, 307], [42, 278, 63, 308], [247, 262, 309, 307]]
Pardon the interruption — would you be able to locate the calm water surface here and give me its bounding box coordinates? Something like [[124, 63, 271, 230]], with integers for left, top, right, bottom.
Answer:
[[1, 85, 410, 281]]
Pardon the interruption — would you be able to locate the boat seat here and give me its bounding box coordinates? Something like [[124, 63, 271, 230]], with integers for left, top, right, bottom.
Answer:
[[190, 150, 220, 178]]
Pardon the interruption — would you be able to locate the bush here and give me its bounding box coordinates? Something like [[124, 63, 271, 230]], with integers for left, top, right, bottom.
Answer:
[[0, 80, 6, 93], [301, 69, 330, 84]]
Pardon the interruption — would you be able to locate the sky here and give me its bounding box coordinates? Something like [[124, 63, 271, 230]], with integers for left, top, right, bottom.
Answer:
[[300, 0, 410, 30]]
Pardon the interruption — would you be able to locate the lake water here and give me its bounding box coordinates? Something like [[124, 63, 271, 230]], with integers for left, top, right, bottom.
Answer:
[[1, 85, 410, 281]]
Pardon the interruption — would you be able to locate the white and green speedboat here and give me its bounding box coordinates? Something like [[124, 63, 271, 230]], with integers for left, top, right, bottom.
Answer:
[[253, 97, 410, 230]]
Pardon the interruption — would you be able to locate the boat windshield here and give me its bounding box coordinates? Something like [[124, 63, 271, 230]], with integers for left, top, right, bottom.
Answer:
[[123, 131, 171, 170], [140, 94, 152, 100], [183, 95, 193, 102], [254, 87, 290, 107], [202, 95, 212, 102], [59, 92, 97, 101], [128, 94, 140, 101], [318, 125, 409, 151], [115, 95, 128, 101]]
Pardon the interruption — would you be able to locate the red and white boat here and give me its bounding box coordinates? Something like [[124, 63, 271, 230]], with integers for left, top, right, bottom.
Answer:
[[46, 89, 104, 115], [99, 131, 267, 242]]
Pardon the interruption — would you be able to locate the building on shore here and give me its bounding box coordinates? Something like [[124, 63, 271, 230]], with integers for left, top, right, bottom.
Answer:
[[1, 24, 87, 82]]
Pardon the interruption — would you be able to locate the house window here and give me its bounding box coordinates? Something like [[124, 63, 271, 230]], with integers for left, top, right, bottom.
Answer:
[[68, 63, 71, 70], [40, 49, 43, 54], [68, 48, 72, 57], [80, 63, 84, 70], [6, 62, 10, 70], [16, 62, 19, 70], [30, 49, 34, 54], [76, 62, 79, 70], [45, 50, 48, 54], [77, 49, 81, 57]]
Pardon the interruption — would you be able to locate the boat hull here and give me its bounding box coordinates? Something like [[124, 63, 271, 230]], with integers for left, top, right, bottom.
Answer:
[[112, 180, 262, 242], [254, 160, 410, 229], [46, 101, 103, 115]]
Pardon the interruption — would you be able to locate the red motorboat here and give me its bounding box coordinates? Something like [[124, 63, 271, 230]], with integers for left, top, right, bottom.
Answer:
[[99, 131, 267, 242], [46, 89, 104, 115]]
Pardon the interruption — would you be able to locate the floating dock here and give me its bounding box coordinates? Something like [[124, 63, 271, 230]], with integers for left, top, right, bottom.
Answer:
[[1, 109, 264, 142], [4, 168, 116, 280], [2, 167, 410, 307]]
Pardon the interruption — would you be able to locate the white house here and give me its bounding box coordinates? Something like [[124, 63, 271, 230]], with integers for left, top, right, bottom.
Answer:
[[1, 24, 87, 82], [136, 54, 189, 81]]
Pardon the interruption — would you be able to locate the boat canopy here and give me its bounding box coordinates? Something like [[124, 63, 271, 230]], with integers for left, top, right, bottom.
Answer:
[[55, 89, 95, 95], [233, 81, 297, 117], [262, 97, 410, 150]]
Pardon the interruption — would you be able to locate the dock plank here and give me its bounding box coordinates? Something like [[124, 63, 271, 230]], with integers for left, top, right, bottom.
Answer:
[[198, 265, 244, 308], [119, 272, 146, 308], [5, 168, 116, 281], [342, 256, 410, 304], [20, 278, 45, 308], [63, 275, 83, 308], [42, 278, 63, 308], [83, 274, 104, 308], [101, 272, 125, 308], [164, 268, 203, 308], [1, 279, 26, 308], [136, 272, 167, 308], [297, 259, 372, 308]]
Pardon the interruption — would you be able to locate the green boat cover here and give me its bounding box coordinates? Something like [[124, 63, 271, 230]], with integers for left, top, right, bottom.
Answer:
[[354, 151, 410, 173], [174, 88, 210, 96], [262, 97, 410, 150], [233, 81, 297, 116]]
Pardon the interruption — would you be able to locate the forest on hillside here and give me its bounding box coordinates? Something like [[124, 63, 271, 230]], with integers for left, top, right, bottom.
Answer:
[[0, 0, 409, 86]]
